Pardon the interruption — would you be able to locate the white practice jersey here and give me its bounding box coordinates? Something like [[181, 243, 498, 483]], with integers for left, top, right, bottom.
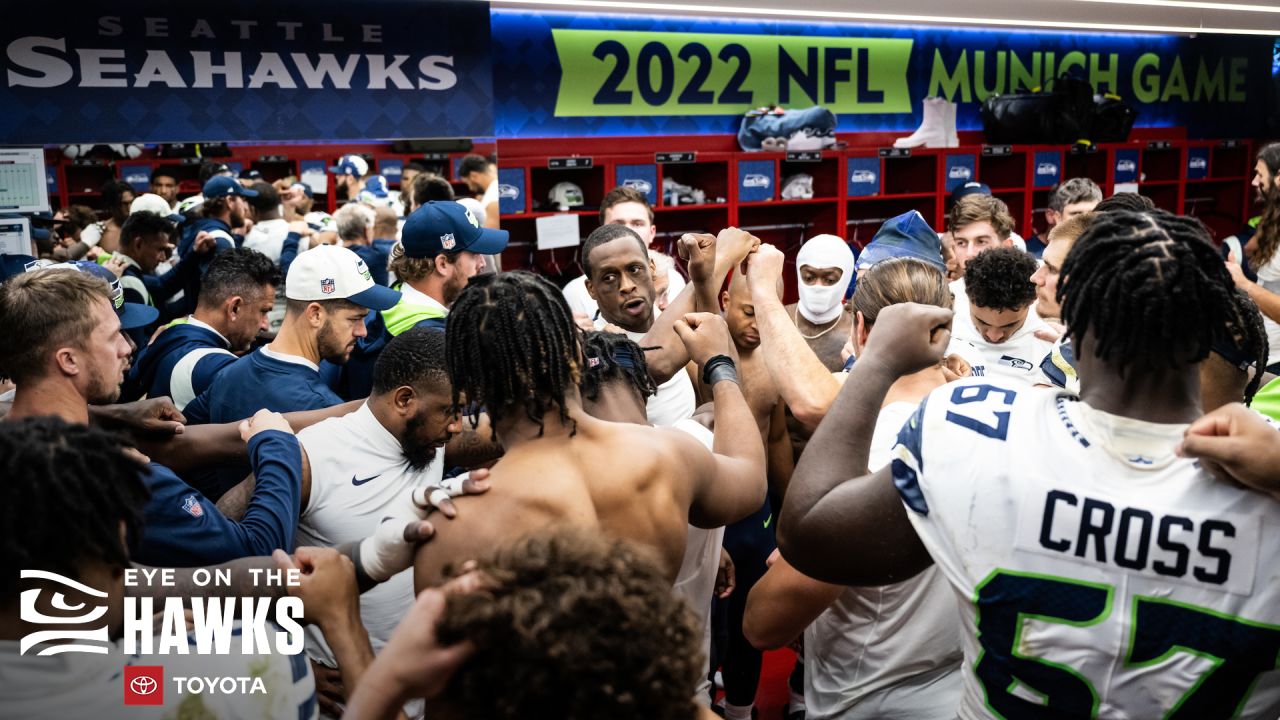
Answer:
[[296, 403, 443, 672], [891, 378, 1280, 720], [805, 401, 961, 720], [951, 310, 1055, 388], [671, 418, 724, 706]]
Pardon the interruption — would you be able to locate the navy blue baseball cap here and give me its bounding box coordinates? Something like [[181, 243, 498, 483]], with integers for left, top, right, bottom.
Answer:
[[856, 211, 946, 274], [401, 201, 509, 259], [202, 175, 258, 200], [0, 253, 40, 283], [52, 260, 159, 329], [951, 181, 992, 202]]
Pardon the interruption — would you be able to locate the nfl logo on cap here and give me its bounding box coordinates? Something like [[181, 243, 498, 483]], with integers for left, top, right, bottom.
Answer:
[[440, 233, 456, 250], [321, 277, 336, 295]]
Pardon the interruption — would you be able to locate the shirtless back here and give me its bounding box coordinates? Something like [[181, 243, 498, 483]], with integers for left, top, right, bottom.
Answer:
[[416, 272, 766, 591]]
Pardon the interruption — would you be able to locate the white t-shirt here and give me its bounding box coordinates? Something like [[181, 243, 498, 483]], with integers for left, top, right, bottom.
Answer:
[[671, 418, 723, 707], [1254, 250, 1280, 365], [0, 631, 315, 720], [893, 379, 1280, 719], [481, 179, 499, 209], [296, 403, 444, 670], [243, 218, 292, 263], [613, 314, 695, 426], [803, 401, 962, 720], [562, 275, 597, 317]]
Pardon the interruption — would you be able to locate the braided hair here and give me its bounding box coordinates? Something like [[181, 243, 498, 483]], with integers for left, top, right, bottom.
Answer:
[[0, 417, 149, 602], [580, 331, 657, 403], [1057, 211, 1243, 376], [1223, 290, 1269, 404], [447, 271, 582, 437]]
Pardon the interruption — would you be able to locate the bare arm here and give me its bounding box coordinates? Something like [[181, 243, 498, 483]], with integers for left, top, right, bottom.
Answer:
[[673, 313, 768, 528], [778, 304, 950, 586], [746, 245, 842, 430], [644, 230, 757, 382], [137, 400, 360, 473], [744, 554, 842, 650]]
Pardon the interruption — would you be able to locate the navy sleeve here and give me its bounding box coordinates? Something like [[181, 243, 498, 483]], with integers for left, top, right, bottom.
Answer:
[[279, 232, 301, 277], [182, 389, 212, 425], [233, 429, 305, 555], [191, 352, 237, 398], [132, 432, 302, 565]]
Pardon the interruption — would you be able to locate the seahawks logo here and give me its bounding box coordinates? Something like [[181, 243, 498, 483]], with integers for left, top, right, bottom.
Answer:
[[1000, 355, 1034, 371], [18, 570, 111, 656]]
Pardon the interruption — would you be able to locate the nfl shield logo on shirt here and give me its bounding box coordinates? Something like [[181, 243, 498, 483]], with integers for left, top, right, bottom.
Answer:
[[320, 277, 336, 295], [440, 233, 456, 250], [181, 495, 204, 518]]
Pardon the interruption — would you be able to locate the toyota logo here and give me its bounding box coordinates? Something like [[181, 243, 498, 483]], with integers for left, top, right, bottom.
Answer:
[[130, 676, 158, 695]]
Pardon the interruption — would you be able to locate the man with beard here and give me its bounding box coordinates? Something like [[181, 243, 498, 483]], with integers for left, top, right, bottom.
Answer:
[[128, 248, 282, 409], [184, 245, 399, 426], [1225, 143, 1280, 375], [295, 326, 467, 717], [0, 266, 306, 567], [178, 176, 253, 263], [331, 201, 508, 400]]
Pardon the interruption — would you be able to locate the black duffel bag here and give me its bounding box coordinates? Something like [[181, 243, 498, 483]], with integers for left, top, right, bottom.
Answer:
[[981, 73, 1097, 144], [1091, 93, 1139, 142]]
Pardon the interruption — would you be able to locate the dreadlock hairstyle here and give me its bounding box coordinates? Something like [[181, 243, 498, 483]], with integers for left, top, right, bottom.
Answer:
[[1058, 210, 1244, 377], [447, 271, 582, 437], [1248, 142, 1280, 270], [0, 417, 149, 603], [580, 331, 658, 403], [1093, 192, 1156, 214], [1218, 289, 1269, 404]]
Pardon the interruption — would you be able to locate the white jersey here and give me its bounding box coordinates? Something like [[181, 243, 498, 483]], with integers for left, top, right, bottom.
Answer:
[[951, 309, 1055, 389], [0, 629, 315, 720], [671, 418, 724, 706], [616, 314, 696, 426], [296, 403, 443, 672], [892, 378, 1280, 719], [804, 401, 961, 720], [242, 218, 292, 263]]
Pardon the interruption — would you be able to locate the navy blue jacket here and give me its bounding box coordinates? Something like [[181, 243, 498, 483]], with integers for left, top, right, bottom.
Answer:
[[128, 320, 237, 409], [349, 243, 390, 287], [132, 430, 303, 567]]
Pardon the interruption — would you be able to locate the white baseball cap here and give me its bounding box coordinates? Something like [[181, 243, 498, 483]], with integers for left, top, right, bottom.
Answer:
[[285, 245, 400, 310], [129, 193, 182, 221]]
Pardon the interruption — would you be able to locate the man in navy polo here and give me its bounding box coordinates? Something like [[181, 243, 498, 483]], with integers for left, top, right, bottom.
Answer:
[[333, 201, 508, 399], [128, 248, 281, 409], [183, 244, 400, 425]]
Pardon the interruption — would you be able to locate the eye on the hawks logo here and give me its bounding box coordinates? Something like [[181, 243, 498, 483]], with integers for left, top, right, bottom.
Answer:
[[18, 570, 111, 656], [124, 666, 165, 706], [320, 277, 336, 294], [181, 494, 204, 518]]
